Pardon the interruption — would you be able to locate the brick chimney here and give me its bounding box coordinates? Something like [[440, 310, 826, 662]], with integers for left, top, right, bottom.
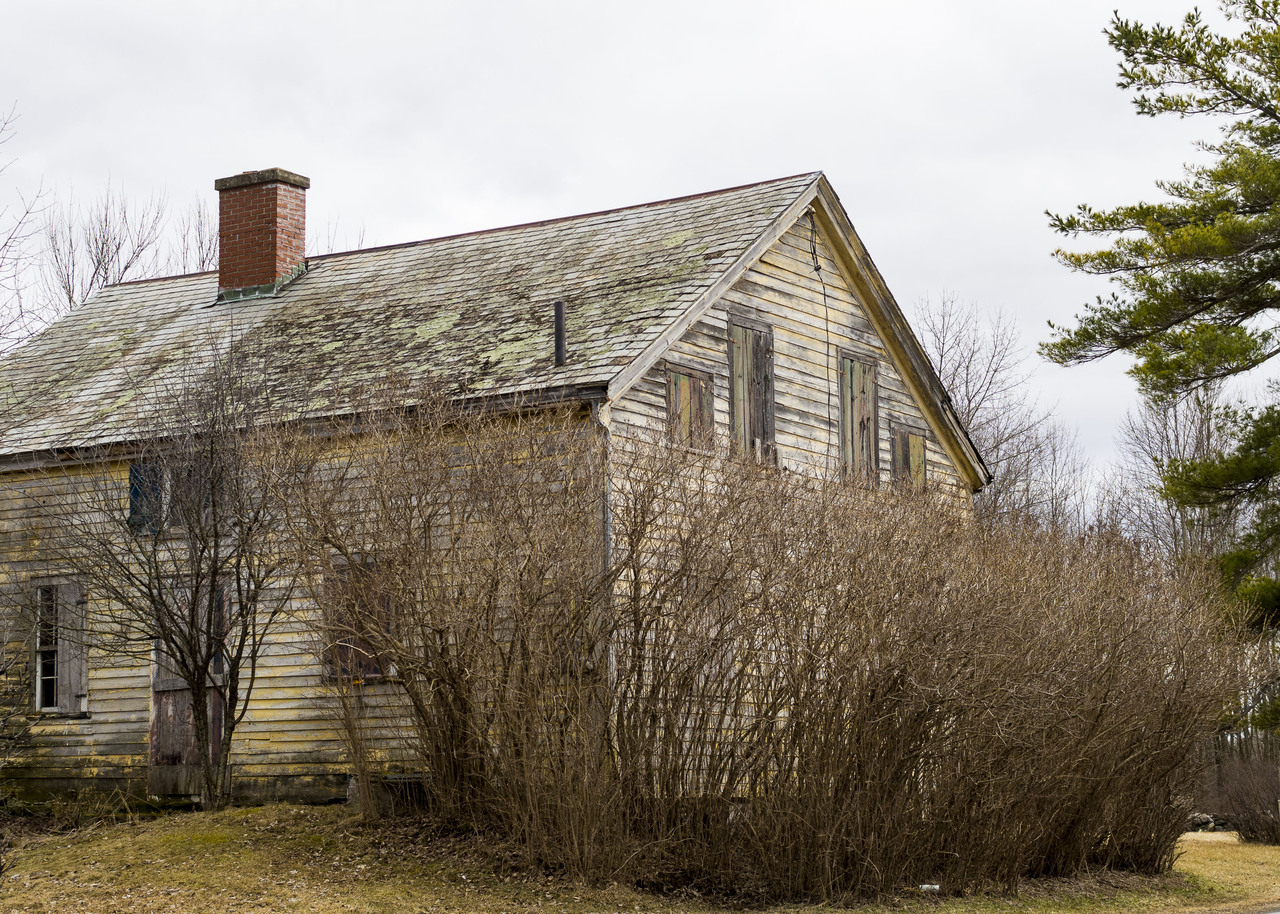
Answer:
[[214, 167, 310, 301]]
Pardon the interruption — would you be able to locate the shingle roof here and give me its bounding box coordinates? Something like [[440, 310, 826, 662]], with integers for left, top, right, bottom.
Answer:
[[0, 173, 820, 458]]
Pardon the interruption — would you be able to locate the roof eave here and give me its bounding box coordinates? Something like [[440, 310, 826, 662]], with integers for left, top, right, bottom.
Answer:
[[0, 382, 612, 473]]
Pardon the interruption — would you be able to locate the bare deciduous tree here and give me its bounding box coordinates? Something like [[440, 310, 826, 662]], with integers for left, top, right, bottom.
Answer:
[[1100, 386, 1240, 561], [0, 105, 43, 348], [168, 200, 218, 275], [308, 219, 367, 257], [914, 292, 1090, 526], [38, 183, 166, 316], [33, 340, 313, 809], [29, 187, 219, 336]]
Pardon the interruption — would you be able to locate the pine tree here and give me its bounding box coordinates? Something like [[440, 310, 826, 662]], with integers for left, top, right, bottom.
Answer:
[[1046, 1, 1280, 594]]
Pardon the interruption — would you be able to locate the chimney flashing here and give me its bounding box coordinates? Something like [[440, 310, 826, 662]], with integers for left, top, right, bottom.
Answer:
[[215, 263, 308, 303]]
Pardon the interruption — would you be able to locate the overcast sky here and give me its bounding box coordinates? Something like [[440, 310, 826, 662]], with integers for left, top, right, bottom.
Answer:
[[0, 1, 1230, 473]]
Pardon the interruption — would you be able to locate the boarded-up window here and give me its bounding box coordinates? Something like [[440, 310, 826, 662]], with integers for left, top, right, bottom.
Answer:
[[322, 559, 393, 682], [729, 323, 775, 460], [891, 428, 927, 488], [128, 462, 165, 533], [840, 356, 877, 481], [33, 582, 87, 714], [666, 367, 714, 448]]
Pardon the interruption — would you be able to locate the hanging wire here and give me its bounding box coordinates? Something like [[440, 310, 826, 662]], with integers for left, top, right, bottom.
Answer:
[[809, 210, 835, 460]]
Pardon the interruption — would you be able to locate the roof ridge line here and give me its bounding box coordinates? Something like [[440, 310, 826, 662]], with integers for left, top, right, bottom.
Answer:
[[112, 269, 216, 289], [307, 171, 825, 263], [101, 173, 824, 291]]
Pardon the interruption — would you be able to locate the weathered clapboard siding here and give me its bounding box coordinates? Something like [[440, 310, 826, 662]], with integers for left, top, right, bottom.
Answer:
[[0, 465, 149, 797], [0, 592, 372, 801], [198, 595, 375, 796], [0, 460, 365, 801], [0, 173, 985, 804], [608, 222, 968, 494]]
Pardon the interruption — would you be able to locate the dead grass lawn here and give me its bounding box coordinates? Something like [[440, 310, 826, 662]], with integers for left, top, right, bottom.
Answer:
[[0, 806, 1277, 914]]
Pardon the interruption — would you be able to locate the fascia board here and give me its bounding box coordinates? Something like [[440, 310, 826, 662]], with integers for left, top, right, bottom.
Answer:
[[605, 175, 823, 405], [810, 179, 991, 492]]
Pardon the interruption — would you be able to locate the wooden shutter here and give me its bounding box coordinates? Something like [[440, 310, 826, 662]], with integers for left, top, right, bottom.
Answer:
[[909, 432, 926, 487], [840, 357, 877, 480], [730, 325, 748, 451], [691, 374, 713, 448], [57, 582, 87, 714], [669, 368, 714, 448], [668, 370, 690, 443], [891, 428, 926, 488], [730, 323, 775, 460], [855, 362, 877, 477], [752, 327, 775, 459], [839, 358, 854, 471], [891, 428, 909, 484]]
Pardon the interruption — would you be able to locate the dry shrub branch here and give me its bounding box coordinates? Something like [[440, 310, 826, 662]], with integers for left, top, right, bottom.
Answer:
[[297, 392, 1239, 900]]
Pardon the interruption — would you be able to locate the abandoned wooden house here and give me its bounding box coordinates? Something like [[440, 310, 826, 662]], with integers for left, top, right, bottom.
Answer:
[[0, 167, 988, 802]]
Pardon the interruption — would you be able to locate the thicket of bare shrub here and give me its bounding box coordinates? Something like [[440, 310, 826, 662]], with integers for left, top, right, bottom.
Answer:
[[1198, 638, 1280, 846], [1201, 732, 1280, 843], [296, 393, 1239, 900]]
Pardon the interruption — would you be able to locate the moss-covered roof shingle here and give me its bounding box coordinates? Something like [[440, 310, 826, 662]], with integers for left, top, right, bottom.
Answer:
[[0, 173, 820, 457]]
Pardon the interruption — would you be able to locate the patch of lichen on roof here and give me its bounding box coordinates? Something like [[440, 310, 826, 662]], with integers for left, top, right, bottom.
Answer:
[[0, 173, 819, 457]]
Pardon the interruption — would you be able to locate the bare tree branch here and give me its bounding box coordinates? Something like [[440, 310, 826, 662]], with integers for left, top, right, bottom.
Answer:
[[0, 104, 45, 348], [914, 292, 1090, 526], [168, 200, 218, 275], [1100, 386, 1242, 561], [38, 182, 166, 318]]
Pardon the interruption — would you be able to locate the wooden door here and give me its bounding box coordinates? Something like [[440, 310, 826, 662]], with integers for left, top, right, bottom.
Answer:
[[148, 666, 222, 797], [148, 636, 224, 799]]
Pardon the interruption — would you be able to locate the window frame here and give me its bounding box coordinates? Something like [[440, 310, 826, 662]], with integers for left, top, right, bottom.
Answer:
[[320, 557, 395, 684], [128, 461, 167, 534], [32, 580, 88, 716]]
